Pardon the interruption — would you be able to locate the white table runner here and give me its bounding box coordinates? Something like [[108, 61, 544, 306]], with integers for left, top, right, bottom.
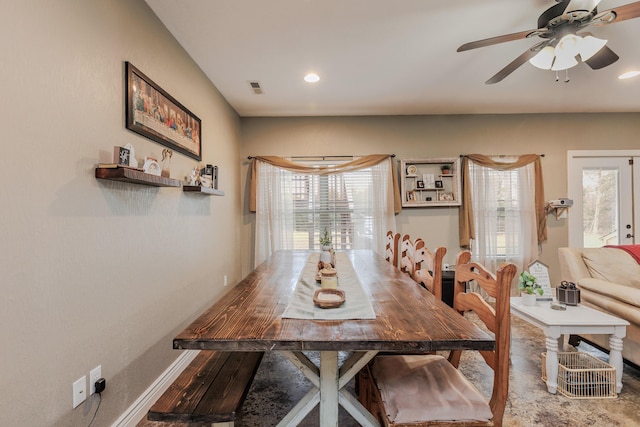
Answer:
[[281, 252, 376, 320]]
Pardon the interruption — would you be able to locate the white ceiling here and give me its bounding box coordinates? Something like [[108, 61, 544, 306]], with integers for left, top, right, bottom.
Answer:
[[145, 0, 640, 117]]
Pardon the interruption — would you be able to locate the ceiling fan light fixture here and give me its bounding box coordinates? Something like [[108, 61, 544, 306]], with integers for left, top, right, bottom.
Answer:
[[529, 46, 556, 69], [555, 34, 582, 58], [579, 35, 607, 61], [551, 53, 579, 70], [550, 34, 582, 70]]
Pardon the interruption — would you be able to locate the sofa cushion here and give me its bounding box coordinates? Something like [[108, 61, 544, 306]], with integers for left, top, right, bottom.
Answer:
[[578, 282, 640, 327], [581, 248, 640, 288], [578, 278, 640, 311]]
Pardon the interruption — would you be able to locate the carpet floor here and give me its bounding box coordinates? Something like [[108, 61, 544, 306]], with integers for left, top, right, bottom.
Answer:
[[139, 314, 640, 427]]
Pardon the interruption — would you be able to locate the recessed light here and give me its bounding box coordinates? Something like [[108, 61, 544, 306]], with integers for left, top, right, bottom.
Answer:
[[618, 71, 640, 79], [304, 73, 320, 83]]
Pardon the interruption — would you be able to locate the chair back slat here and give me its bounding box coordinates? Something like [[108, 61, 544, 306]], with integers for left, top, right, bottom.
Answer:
[[455, 292, 496, 334], [400, 234, 415, 277], [385, 231, 401, 268]]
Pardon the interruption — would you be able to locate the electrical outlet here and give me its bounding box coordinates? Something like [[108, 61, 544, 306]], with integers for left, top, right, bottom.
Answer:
[[89, 365, 102, 395], [224, 275, 228, 286], [73, 376, 86, 408]]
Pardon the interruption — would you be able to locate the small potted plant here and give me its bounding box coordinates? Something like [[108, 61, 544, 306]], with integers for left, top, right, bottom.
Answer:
[[518, 271, 543, 306], [441, 164, 452, 175], [319, 228, 333, 265], [320, 228, 332, 248]]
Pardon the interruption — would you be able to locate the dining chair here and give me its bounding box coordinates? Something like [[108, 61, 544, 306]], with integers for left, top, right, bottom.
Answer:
[[399, 234, 415, 277], [385, 231, 401, 268], [399, 235, 447, 298], [413, 238, 446, 300], [359, 255, 517, 427]]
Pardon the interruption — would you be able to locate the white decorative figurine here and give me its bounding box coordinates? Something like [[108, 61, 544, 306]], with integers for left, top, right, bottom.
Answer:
[[189, 166, 200, 186]]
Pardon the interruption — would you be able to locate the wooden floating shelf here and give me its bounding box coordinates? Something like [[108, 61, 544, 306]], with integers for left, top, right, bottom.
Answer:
[[95, 167, 181, 187], [183, 185, 225, 196]]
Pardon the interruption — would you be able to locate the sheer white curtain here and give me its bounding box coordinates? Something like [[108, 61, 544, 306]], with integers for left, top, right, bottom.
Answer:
[[370, 158, 396, 254], [468, 157, 538, 295], [254, 158, 396, 267], [255, 161, 295, 266]]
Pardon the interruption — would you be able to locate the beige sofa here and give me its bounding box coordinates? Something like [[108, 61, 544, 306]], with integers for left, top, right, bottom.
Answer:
[[558, 247, 640, 367]]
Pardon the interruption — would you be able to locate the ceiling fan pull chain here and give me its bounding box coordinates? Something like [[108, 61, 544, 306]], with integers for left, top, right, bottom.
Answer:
[[555, 70, 559, 82], [565, 69, 570, 83]]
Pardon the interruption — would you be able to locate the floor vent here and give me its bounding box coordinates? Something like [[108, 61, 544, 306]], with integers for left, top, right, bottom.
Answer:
[[249, 81, 263, 94]]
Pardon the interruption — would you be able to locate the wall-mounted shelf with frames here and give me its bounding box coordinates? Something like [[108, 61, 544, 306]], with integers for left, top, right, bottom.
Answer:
[[400, 158, 461, 207]]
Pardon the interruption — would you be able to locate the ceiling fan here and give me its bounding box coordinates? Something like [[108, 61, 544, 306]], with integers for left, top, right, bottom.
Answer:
[[458, 0, 640, 84]]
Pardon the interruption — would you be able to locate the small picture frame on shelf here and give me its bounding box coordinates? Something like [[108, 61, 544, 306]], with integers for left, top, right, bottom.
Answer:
[[407, 191, 415, 201], [426, 196, 432, 201], [143, 156, 161, 176], [439, 192, 454, 201], [435, 180, 443, 189], [114, 146, 130, 166], [416, 180, 425, 189], [423, 173, 435, 189]]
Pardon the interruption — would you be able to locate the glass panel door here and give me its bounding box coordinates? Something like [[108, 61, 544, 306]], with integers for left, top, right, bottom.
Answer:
[[568, 153, 635, 247]]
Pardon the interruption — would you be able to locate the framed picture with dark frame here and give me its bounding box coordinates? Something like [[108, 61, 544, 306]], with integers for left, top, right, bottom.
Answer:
[[435, 180, 444, 188], [125, 62, 202, 160], [416, 180, 425, 189]]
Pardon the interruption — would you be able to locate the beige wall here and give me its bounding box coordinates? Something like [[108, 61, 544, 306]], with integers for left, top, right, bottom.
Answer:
[[240, 114, 640, 283], [1, 1, 241, 426], [3, 2, 640, 425]]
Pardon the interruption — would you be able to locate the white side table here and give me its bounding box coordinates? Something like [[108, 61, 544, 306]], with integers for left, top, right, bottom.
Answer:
[[510, 297, 629, 394]]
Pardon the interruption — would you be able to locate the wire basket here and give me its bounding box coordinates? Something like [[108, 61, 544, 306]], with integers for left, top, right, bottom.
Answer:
[[542, 352, 616, 399]]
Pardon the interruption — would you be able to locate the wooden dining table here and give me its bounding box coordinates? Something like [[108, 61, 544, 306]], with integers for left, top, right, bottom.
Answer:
[[173, 249, 495, 427]]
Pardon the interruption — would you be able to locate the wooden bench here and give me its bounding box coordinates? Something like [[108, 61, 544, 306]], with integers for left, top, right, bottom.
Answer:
[[146, 351, 263, 426]]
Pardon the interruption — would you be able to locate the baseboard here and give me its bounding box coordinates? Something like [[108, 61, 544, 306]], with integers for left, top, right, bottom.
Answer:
[[111, 350, 200, 427]]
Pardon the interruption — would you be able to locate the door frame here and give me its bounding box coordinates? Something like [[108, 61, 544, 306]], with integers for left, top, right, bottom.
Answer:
[[567, 150, 640, 247]]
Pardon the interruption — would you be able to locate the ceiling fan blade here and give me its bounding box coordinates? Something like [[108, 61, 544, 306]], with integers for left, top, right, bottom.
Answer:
[[602, 1, 640, 23], [485, 48, 539, 85], [585, 45, 619, 69], [457, 29, 536, 52]]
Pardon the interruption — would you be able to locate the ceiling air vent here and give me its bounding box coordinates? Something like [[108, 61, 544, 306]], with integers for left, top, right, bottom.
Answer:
[[248, 81, 263, 94]]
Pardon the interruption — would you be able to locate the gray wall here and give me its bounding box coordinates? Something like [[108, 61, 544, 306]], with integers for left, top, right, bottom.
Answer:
[[1, 1, 242, 425], [240, 114, 640, 284]]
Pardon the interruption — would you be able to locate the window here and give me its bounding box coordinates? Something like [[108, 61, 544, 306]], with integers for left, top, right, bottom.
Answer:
[[292, 173, 353, 250], [254, 157, 395, 266], [467, 157, 538, 291], [492, 168, 522, 260]]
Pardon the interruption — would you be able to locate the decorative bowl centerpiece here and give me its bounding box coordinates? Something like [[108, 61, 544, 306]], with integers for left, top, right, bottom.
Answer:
[[313, 288, 345, 309]]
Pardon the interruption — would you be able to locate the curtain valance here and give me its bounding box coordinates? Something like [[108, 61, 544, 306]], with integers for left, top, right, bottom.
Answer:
[[459, 154, 547, 248], [249, 154, 402, 214]]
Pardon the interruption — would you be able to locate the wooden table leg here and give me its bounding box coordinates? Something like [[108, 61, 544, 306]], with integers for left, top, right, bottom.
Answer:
[[276, 388, 320, 427], [338, 351, 380, 427], [545, 333, 560, 394], [609, 326, 627, 393], [279, 350, 380, 427], [320, 351, 339, 427]]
